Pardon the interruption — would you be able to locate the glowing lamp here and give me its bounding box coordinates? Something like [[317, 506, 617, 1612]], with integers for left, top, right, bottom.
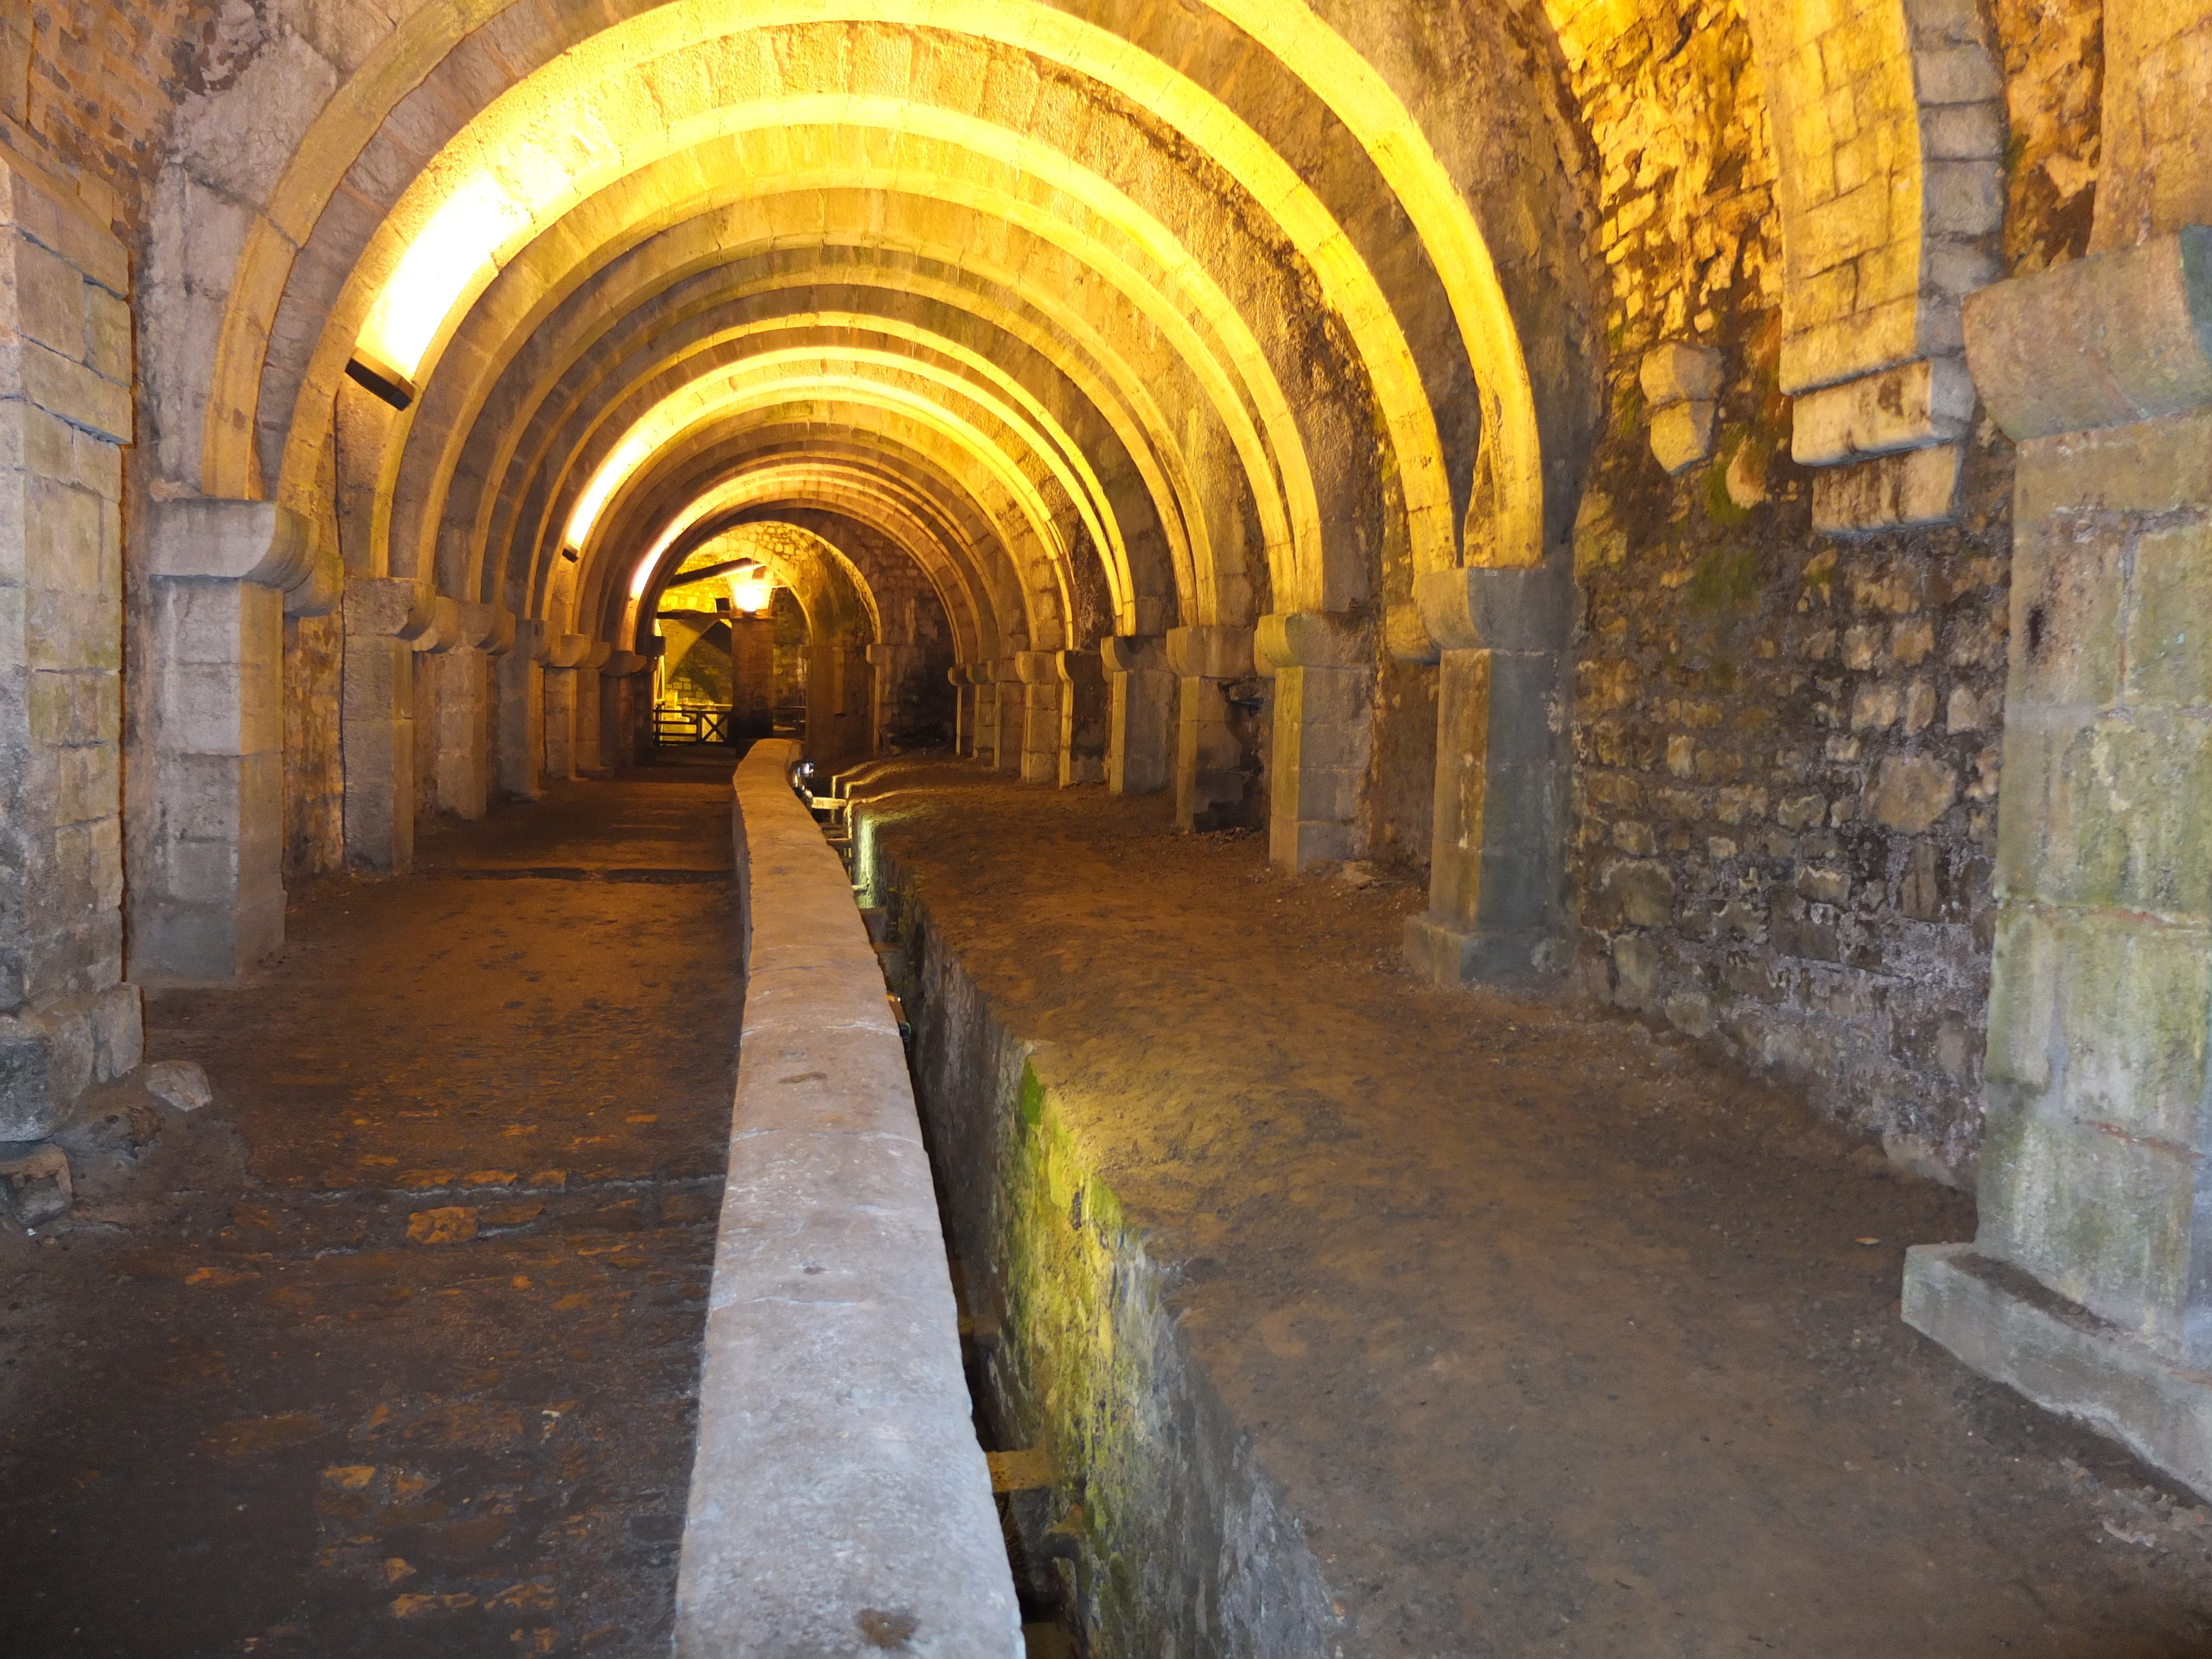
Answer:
[[724, 559, 773, 614]]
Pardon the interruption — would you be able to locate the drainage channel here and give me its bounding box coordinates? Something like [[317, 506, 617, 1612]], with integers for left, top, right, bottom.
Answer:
[[806, 761, 1083, 1659]]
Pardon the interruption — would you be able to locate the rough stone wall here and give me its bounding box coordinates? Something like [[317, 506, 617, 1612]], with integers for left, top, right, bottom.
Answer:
[[1553, 0, 2074, 1177], [1993, 0, 2104, 270], [0, 0, 211, 233]]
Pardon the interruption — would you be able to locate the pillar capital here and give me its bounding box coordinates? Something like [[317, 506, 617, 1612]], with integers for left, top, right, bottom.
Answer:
[[1012, 650, 1060, 685], [545, 632, 592, 670], [1965, 227, 2212, 442], [344, 576, 439, 640], [1257, 609, 1373, 671], [1411, 566, 1571, 655], [1100, 634, 1166, 675], [148, 498, 319, 590], [1165, 624, 1252, 680]]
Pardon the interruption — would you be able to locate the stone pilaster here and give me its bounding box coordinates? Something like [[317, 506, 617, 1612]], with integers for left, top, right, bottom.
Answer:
[[1904, 225, 2212, 1496], [1166, 625, 1258, 831], [1013, 651, 1063, 785], [947, 664, 974, 756], [985, 656, 1023, 774], [1403, 567, 1572, 983], [572, 640, 612, 773], [1055, 650, 1108, 786], [1102, 635, 1172, 796], [135, 499, 323, 996], [805, 641, 868, 766], [424, 603, 508, 821], [541, 632, 591, 782], [343, 577, 441, 873], [498, 619, 549, 801], [867, 640, 920, 755], [600, 650, 649, 770], [1259, 612, 1374, 870]]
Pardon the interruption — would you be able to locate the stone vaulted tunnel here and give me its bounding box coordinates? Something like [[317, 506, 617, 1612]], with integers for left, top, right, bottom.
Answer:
[[5, 0, 2212, 1651]]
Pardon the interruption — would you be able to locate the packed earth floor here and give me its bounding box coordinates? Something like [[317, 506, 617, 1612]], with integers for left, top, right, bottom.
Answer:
[[849, 757, 2212, 1659], [0, 755, 742, 1658]]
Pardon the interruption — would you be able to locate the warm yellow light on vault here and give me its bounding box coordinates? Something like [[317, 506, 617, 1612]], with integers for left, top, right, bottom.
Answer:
[[568, 432, 655, 550], [357, 175, 531, 382]]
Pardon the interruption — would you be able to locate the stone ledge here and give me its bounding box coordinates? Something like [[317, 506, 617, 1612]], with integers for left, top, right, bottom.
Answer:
[[1903, 1243, 2212, 1500], [673, 739, 1018, 1659]]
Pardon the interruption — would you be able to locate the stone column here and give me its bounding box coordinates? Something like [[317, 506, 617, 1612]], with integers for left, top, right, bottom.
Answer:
[[137, 499, 324, 990], [947, 664, 974, 756], [1259, 612, 1374, 870], [343, 577, 444, 873], [1903, 227, 2212, 1495], [542, 632, 591, 782], [1166, 625, 1256, 831], [1056, 650, 1108, 786], [867, 640, 919, 754], [1013, 651, 1063, 785], [1402, 566, 1572, 983], [985, 656, 1023, 773], [1102, 636, 1172, 796], [497, 619, 549, 800]]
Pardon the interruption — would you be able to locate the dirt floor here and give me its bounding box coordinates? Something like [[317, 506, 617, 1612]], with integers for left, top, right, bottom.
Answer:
[[851, 758, 2212, 1659], [0, 755, 742, 1658]]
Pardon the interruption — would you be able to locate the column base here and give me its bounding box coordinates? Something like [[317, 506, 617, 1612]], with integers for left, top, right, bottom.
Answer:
[[1903, 1243, 2212, 1501], [1402, 913, 1561, 985]]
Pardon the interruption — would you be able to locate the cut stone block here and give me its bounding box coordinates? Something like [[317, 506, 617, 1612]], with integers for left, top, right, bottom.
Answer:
[[1791, 357, 1975, 465], [1811, 444, 1963, 534]]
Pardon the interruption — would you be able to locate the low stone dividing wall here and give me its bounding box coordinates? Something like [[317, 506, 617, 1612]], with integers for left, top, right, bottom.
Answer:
[[674, 739, 1019, 1658], [857, 819, 1339, 1659]]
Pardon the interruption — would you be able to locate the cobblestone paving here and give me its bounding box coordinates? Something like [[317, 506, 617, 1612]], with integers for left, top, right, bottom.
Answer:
[[0, 760, 741, 1657]]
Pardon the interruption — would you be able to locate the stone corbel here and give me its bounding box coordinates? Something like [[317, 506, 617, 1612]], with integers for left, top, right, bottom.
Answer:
[[344, 576, 440, 642], [601, 651, 648, 677], [546, 632, 591, 670], [1964, 227, 2212, 441], [283, 536, 345, 618], [454, 601, 512, 655], [409, 597, 465, 654], [1413, 565, 1572, 653], [148, 498, 317, 588], [1164, 624, 1254, 681], [580, 640, 613, 672]]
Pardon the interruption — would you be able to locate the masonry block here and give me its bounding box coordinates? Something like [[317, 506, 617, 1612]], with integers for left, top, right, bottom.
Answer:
[[1811, 444, 1962, 532]]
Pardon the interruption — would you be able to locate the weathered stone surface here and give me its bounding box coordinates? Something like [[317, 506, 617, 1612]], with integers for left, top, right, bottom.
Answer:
[[1811, 444, 1964, 533], [677, 741, 1018, 1658], [1649, 400, 1719, 474], [143, 1057, 211, 1112], [1791, 357, 1976, 464], [1865, 754, 1958, 830]]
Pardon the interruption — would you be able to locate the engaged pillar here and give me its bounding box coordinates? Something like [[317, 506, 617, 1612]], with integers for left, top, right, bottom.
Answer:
[[985, 656, 1023, 773], [136, 500, 324, 990], [1259, 612, 1374, 870], [867, 640, 920, 754], [1102, 636, 1171, 795], [1013, 651, 1063, 785], [1056, 649, 1108, 786], [1402, 566, 1571, 984], [425, 603, 510, 821], [947, 664, 975, 756], [498, 619, 549, 800], [541, 632, 591, 781], [1903, 229, 2212, 1498], [343, 577, 445, 873], [1165, 625, 1256, 831]]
